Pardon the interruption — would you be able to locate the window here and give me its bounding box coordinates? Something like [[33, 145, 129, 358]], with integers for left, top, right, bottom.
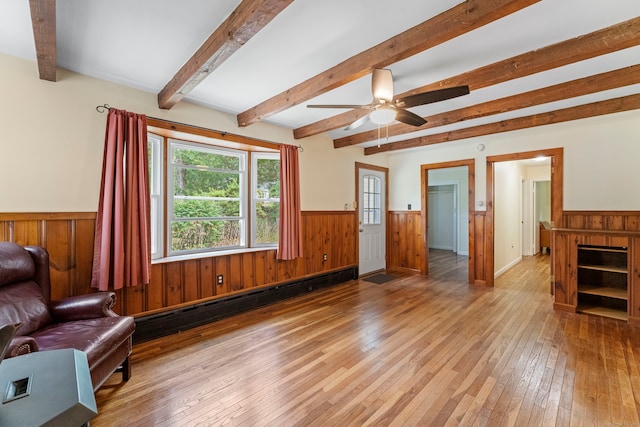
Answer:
[[169, 140, 246, 254], [362, 174, 381, 225], [252, 153, 280, 246], [148, 131, 280, 259], [148, 134, 164, 259]]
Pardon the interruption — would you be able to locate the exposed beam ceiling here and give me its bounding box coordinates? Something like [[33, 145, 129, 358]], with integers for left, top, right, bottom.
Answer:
[[236, 0, 541, 127], [364, 94, 640, 155], [157, 0, 294, 110], [337, 65, 640, 149], [28, 0, 56, 82], [5, 1, 638, 155], [333, 18, 640, 148]]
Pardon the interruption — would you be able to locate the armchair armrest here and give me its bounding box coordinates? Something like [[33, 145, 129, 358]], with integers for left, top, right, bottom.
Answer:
[[49, 292, 118, 322], [7, 336, 38, 357]]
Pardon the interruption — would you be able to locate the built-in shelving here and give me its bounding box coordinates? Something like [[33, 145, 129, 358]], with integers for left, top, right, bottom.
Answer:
[[577, 245, 628, 321]]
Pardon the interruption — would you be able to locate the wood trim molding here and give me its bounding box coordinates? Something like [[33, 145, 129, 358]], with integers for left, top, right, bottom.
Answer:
[[239, 0, 540, 128], [147, 118, 279, 152], [355, 162, 390, 274], [486, 148, 563, 287], [563, 210, 640, 215], [420, 159, 475, 281], [554, 228, 640, 237], [302, 211, 357, 216], [0, 212, 96, 221]]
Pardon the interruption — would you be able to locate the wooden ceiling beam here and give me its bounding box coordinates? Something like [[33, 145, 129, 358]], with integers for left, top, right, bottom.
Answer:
[[237, 0, 541, 127], [29, 0, 56, 82], [364, 94, 640, 155], [309, 16, 640, 142], [335, 64, 640, 148], [158, 0, 294, 110]]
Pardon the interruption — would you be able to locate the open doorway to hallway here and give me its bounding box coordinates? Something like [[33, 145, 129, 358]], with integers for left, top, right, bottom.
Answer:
[[486, 148, 563, 288], [493, 157, 551, 278], [421, 160, 474, 282], [427, 167, 469, 279]]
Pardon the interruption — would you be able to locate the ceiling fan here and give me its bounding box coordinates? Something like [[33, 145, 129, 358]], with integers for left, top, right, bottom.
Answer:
[[307, 68, 470, 130]]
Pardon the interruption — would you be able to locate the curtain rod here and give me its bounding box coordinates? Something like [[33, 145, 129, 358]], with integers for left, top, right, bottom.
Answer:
[[95, 104, 303, 152]]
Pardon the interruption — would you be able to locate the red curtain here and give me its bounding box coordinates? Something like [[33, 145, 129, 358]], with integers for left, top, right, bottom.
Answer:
[[91, 108, 151, 291], [277, 144, 303, 260]]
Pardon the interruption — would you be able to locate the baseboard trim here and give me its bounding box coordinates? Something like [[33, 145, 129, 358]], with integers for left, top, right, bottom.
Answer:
[[494, 256, 523, 278], [133, 266, 358, 344]]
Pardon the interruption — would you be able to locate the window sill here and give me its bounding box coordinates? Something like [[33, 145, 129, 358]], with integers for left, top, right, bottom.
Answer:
[[152, 246, 277, 265]]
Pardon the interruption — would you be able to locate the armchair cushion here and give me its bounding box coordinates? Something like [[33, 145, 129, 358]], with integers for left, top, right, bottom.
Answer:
[[49, 292, 117, 322], [30, 317, 135, 368], [0, 280, 51, 335], [0, 243, 35, 286]]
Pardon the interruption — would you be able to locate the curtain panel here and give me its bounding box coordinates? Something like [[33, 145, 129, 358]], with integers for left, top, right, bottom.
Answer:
[[277, 144, 303, 260], [91, 108, 151, 291]]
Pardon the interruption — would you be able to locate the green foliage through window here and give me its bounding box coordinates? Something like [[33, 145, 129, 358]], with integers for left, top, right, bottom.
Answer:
[[170, 142, 245, 252], [254, 156, 280, 245]]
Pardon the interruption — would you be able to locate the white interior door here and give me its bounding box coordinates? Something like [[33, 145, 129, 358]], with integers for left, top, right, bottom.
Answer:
[[359, 168, 386, 275]]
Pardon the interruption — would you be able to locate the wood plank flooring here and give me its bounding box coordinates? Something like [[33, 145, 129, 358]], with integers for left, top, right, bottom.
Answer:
[[92, 251, 640, 426]]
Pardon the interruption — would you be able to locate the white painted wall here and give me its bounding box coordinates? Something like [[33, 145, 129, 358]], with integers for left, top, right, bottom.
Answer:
[[521, 164, 551, 255], [2, 51, 639, 225], [428, 167, 469, 256], [0, 54, 380, 212], [493, 162, 525, 276], [383, 110, 640, 212]]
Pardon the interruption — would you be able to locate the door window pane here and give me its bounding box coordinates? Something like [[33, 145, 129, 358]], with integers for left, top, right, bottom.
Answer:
[[363, 175, 381, 225]]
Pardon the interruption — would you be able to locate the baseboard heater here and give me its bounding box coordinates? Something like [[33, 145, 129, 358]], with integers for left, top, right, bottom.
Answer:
[[133, 266, 358, 344]]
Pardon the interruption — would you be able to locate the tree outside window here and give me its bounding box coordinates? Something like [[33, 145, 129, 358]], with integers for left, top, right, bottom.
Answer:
[[148, 134, 280, 258]]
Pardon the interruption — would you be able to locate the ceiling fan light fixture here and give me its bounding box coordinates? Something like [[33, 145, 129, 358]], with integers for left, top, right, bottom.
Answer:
[[369, 105, 396, 125]]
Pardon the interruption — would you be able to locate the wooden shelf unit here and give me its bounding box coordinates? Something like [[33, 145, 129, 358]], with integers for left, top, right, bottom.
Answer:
[[576, 244, 628, 321]]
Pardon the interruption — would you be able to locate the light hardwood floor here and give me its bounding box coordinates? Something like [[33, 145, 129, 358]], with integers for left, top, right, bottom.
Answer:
[[92, 251, 640, 426]]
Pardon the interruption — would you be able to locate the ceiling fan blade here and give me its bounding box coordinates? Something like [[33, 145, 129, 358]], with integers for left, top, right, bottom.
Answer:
[[372, 69, 394, 102], [307, 104, 369, 109], [395, 85, 470, 108], [344, 115, 369, 131], [395, 108, 427, 127]]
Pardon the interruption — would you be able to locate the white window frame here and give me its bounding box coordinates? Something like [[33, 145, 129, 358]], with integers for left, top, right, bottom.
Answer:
[[251, 152, 280, 247], [167, 139, 247, 256], [148, 133, 164, 260]]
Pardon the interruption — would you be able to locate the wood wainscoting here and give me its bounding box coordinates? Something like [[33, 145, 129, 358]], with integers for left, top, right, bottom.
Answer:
[[388, 210, 489, 285], [0, 211, 357, 317], [388, 211, 423, 272]]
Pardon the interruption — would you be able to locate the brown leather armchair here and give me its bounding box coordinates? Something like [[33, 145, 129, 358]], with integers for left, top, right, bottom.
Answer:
[[0, 242, 135, 391]]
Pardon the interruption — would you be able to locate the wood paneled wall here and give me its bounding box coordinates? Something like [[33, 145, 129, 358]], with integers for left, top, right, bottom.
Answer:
[[0, 213, 97, 301], [387, 210, 488, 285], [388, 211, 423, 271], [562, 211, 640, 231], [471, 211, 488, 285], [0, 211, 356, 317]]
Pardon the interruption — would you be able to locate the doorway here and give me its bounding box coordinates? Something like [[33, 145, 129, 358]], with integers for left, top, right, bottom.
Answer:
[[421, 160, 475, 282], [356, 163, 388, 276], [487, 148, 563, 287], [428, 184, 457, 252]]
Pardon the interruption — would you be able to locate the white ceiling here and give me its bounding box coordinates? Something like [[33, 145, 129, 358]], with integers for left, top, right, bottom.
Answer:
[[1, 0, 638, 149]]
